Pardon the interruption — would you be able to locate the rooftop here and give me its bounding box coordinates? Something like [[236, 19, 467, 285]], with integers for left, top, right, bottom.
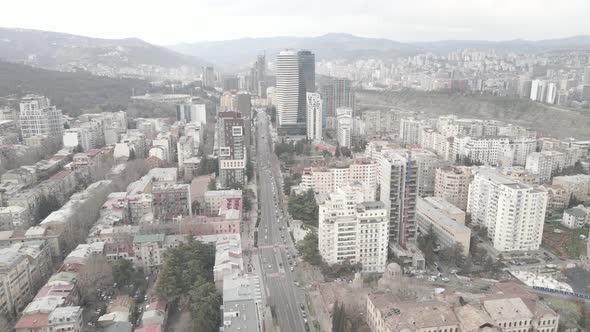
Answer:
[[133, 233, 165, 244], [483, 298, 533, 321]]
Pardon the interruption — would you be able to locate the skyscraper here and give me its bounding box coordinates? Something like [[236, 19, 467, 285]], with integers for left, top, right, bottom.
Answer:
[[250, 54, 266, 97], [217, 111, 246, 189], [276, 50, 301, 132], [202, 66, 215, 88], [321, 78, 355, 128], [298, 50, 315, 124], [306, 92, 322, 143]]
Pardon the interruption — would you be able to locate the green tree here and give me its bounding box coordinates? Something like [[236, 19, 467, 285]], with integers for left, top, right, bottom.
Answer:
[[439, 243, 466, 267], [288, 189, 319, 226], [322, 150, 332, 159], [417, 225, 438, 265], [243, 190, 252, 213], [190, 277, 222, 332], [111, 259, 135, 287], [37, 195, 61, 222], [246, 160, 254, 182], [156, 239, 216, 302], [297, 232, 322, 266], [332, 302, 347, 332], [197, 156, 218, 176], [207, 178, 216, 190]]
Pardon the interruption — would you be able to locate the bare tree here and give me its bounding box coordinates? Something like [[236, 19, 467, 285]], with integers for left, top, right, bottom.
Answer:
[[77, 255, 114, 304]]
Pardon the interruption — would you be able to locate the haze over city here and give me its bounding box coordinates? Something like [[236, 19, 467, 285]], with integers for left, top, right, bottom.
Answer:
[[1, 0, 589, 43], [1, 1, 590, 332]]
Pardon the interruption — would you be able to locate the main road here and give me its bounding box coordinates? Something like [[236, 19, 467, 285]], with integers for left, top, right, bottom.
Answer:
[[254, 112, 308, 332]]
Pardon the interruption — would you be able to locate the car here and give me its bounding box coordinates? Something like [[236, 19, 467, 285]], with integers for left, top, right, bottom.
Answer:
[[268, 265, 272, 269], [441, 277, 450, 282]]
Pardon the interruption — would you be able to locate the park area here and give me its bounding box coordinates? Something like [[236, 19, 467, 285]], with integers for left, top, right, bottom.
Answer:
[[542, 221, 589, 259]]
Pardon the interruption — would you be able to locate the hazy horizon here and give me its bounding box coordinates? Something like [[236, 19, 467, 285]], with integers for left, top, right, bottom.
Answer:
[[1, 0, 589, 45]]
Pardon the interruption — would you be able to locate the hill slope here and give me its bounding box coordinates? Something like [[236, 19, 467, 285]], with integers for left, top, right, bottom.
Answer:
[[413, 35, 590, 54], [171, 33, 420, 71], [0, 27, 207, 72], [0, 60, 151, 115], [357, 89, 590, 140]]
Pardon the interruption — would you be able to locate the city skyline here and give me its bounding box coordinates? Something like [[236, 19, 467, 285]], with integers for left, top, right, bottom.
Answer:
[[0, 0, 589, 44]]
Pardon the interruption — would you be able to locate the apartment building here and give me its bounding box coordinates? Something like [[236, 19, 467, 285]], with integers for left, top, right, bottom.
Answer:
[[152, 183, 191, 222], [552, 174, 590, 202], [18, 95, 64, 139], [400, 118, 423, 146], [467, 168, 548, 251], [336, 107, 353, 148], [318, 184, 388, 272], [460, 136, 511, 166], [412, 149, 447, 197], [434, 166, 473, 211], [525, 151, 566, 183], [378, 150, 418, 247], [300, 158, 378, 197], [416, 196, 471, 255], [203, 190, 242, 216], [217, 112, 246, 189]]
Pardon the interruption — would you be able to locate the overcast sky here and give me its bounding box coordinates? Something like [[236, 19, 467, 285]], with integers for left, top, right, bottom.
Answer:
[[1, 0, 588, 44]]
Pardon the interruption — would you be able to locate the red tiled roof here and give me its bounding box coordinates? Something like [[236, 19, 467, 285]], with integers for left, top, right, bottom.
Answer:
[[14, 313, 49, 329]]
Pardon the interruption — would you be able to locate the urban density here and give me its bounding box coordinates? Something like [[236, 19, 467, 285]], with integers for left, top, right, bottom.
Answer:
[[1, 3, 590, 332]]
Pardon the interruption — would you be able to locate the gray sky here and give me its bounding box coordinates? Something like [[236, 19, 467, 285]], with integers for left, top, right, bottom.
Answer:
[[1, 0, 588, 44]]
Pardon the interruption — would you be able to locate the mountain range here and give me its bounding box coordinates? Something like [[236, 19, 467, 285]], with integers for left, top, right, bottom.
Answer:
[[171, 33, 590, 71], [1, 27, 590, 75], [0, 27, 207, 72]]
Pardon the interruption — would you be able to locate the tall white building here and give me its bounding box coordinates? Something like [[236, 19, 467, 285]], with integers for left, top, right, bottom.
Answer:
[[276, 50, 300, 128], [336, 107, 353, 148], [176, 100, 207, 125], [400, 118, 422, 145], [525, 151, 566, 183], [379, 150, 418, 247], [434, 166, 473, 211], [306, 92, 322, 143], [467, 168, 547, 252], [460, 136, 510, 166], [300, 158, 378, 197], [18, 95, 64, 139], [318, 183, 389, 272]]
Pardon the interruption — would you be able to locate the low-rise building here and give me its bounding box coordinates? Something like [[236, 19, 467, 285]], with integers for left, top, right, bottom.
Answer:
[[562, 205, 589, 229], [416, 196, 471, 255], [0, 206, 31, 231], [152, 183, 191, 222]]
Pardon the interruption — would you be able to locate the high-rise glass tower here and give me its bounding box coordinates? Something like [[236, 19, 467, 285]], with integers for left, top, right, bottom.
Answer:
[[276, 50, 300, 129]]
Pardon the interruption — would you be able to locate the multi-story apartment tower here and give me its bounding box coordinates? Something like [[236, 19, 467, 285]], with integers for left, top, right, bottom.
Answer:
[[318, 183, 388, 272], [19, 95, 64, 139], [467, 168, 547, 251]]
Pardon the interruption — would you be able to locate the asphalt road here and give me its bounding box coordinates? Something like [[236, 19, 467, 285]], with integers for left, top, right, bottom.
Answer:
[[255, 113, 307, 332]]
